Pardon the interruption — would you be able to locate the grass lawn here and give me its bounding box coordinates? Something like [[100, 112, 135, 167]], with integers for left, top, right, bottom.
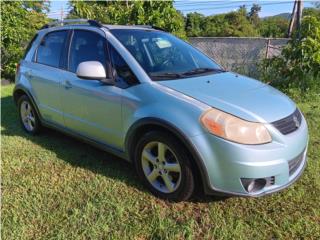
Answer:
[[1, 84, 320, 239]]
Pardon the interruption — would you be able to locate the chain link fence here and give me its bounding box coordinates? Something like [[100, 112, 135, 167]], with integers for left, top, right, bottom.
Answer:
[[189, 37, 289, 78]]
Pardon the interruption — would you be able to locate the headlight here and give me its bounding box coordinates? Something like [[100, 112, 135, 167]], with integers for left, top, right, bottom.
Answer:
[[200, 108, 272, 144]]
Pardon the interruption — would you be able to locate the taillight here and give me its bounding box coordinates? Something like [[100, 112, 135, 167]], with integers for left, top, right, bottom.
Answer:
[[16, 63, 20, 74]]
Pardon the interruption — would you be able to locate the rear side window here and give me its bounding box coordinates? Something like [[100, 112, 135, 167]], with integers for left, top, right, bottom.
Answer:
[[23, 34, 38, 60], [36, 30, 68, 68], [69, 30, 108, 73]]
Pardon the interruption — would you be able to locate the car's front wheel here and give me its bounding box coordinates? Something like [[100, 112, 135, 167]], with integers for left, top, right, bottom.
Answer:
[[18, 95, 41, 135], [134, 131, 195, 201]]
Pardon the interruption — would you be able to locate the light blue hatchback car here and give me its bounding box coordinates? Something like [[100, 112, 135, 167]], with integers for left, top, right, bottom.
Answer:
[[14, 19, 308, 201]]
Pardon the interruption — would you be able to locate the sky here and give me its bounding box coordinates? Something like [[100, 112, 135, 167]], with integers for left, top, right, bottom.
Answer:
[[48, 0, 317, 20]]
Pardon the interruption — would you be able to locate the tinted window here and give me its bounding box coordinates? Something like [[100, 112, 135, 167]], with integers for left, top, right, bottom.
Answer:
[[24, 34, 38, 60], [37, 31, 68, 68], [110, 29, 223, 80], [109, 45, 138, 85], [69, 30, 108, 73]]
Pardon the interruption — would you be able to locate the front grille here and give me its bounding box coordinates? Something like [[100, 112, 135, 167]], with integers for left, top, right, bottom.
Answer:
[[288, 150, 305, 176], [272, 108, 302, 135]]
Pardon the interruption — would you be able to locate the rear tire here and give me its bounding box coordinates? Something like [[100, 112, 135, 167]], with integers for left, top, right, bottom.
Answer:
[[134, 131, 195, 201], [18, 95, 41, 135]]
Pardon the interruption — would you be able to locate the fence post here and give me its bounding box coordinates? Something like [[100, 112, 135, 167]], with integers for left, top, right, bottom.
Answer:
[[265, 39, 271, 59]]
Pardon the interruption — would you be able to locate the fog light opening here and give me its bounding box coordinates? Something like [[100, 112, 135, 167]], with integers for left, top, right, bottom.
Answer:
[[241, 178, 267, 193]]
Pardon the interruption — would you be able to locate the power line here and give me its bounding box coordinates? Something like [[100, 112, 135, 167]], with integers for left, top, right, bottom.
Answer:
[[177, 1, 293, 11], [47, 1, 295, 17], [174, 0, 252, 7], [176, 0, 293, 7], [174, 0, 292, 6]]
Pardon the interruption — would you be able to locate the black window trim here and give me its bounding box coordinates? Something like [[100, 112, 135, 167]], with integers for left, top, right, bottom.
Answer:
[[60, 30, 73, 70], [66, 29, 74, 72], [65, 28, 140, 87], [23, 34, 39, 60], [108, 43, 140, 87], [34, 29, 70, 70], [33, 28, 140, 88], [66, 29, 109, 73]]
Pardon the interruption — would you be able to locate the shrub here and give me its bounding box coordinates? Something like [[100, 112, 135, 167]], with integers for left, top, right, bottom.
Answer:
[[0, 1, 48, 81], [259, 16, 320, 93]]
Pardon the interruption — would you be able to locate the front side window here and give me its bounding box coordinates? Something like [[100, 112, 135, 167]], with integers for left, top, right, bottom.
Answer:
[[109, 45, 138, 85], [110, 29, 224, 80], [69, 30, 108, 73], [37, 31, 68, 68]]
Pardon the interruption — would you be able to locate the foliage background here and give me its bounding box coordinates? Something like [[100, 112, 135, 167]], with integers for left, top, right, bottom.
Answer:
[[1, 1, 49, 80], [0, 1, 319, 92], [260, 15, 320, 93], [68, 0, 186, 38], [1, 2, 320, 239]]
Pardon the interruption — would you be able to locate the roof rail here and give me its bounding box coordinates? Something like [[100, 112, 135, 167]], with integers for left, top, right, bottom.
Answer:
[[132, 25, 166, 32], [40, 19, 103, 30], [151, 26, 166, 31]]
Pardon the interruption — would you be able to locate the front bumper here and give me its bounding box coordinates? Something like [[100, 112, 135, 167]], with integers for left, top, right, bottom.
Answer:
[[191, 114, 308, 197]]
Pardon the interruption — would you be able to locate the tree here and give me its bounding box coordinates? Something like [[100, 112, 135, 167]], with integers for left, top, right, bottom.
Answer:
[[68, 0, 186, 39], [1, 1, 48, 80], [226, 8, 258, 36], [303, 7, 320, 18], [238, 5, 247, 16], [22, 1, 50, 13], [201, 13, 229, 37], [258, 17, 289, 37], [201, 7, 258, 37], [248, 4, 261, 26], [185, 12, 205, 37]]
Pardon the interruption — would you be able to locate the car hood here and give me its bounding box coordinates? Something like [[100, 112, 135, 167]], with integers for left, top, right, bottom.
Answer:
[[158, 72, 296, 123]]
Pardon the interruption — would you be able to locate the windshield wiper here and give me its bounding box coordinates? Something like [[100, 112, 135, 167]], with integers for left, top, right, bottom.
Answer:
[[182, 68, 225, 76], [149, 68, 225, 80], [149, 72, 184, 80]]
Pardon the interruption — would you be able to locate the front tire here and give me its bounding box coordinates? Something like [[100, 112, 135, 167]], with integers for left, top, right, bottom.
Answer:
[[18, 95, 41, 135], [134, 131, 195, 201]]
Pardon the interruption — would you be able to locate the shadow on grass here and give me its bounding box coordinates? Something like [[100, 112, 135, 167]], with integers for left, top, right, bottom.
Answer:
[[1, 95, 225, 203]]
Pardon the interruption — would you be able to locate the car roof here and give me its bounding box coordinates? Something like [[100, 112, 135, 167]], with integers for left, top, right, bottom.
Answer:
[[38, 19, 162, 34], [103, 24, 158, 31]]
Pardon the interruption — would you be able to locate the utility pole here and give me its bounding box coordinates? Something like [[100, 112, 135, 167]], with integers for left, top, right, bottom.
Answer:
[[296, 0, 303, 39], [288, 0, 297, 37], [288, 0, 304, 38]]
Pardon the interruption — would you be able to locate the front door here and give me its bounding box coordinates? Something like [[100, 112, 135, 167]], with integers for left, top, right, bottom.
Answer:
[[61, 29, 123, 149]]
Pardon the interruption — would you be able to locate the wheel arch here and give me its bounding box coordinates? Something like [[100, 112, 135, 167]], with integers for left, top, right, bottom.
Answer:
[[125, 117, 211, 193], [13, 85, 42, 120]]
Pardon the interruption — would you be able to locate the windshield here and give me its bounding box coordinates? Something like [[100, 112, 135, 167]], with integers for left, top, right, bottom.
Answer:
[[110, 29, 224, 80]]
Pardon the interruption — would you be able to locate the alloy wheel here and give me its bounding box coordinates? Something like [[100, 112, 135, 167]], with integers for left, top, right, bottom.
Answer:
[[20, 101, 36, 132], [141, 141, 182, 193]]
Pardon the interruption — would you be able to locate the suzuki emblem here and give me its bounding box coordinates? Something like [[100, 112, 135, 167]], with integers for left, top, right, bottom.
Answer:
[[293, 116, 300, 128]]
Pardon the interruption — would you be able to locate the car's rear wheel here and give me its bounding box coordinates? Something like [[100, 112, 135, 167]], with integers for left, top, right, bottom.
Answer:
[[134, 131, 195, 201], [18, 95, 41, 134]]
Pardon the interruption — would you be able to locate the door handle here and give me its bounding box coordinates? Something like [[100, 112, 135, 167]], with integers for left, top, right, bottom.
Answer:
[[64, 80, 72, 89]]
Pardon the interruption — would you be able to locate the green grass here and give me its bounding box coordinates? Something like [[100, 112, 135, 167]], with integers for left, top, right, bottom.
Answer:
[[1, 84, 320, 239]]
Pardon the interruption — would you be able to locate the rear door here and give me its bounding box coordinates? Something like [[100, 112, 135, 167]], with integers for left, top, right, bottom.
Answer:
[[28, 30, 69, 125]]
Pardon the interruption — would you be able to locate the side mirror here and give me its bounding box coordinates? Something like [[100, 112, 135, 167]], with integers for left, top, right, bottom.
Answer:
[[76, 61, 113, 84]]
